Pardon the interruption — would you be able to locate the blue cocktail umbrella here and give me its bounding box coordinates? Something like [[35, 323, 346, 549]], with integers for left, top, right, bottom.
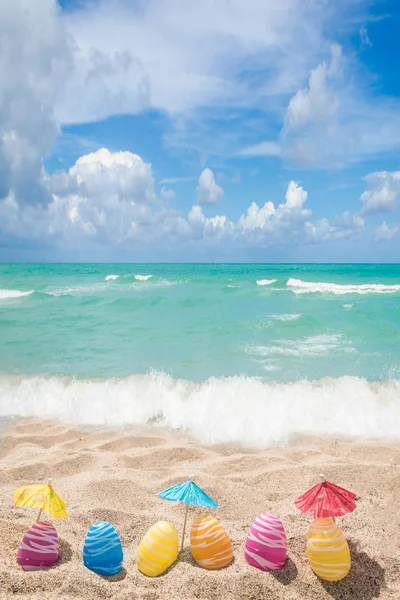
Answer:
[[158, 475, 218, 551]]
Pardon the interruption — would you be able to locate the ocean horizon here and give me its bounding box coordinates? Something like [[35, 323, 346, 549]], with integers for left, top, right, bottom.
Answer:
[[1, 262, 399, 446]]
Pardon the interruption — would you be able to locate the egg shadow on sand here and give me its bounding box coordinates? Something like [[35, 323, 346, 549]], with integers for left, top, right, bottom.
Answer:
[[272, 556, 298, 585], [99, 567, 127, 582], [175, 546, 235, 571], [57, 538, 72, 565], [321, 541, 385, 600]]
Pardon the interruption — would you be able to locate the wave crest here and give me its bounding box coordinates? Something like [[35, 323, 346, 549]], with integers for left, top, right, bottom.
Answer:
[[247, 334, 354, 358], [0, 289, 34, 300], [287, 278, 400, 295], [0, 372, 399, 446], [135, 274, 153, 281], [256, 279, 277, 286]]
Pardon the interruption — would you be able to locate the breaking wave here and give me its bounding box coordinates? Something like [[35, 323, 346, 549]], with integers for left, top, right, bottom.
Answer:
[[134, 275, 153, 281], [287, 278, 400, 295], [0, 372, 399, 446], [256, 279, 277, 286], [0, 289, 34, 300]]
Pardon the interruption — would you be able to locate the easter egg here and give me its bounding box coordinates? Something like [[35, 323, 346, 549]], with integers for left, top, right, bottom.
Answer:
[[307, 517, 351, 582], [136, 521, 178, 577], [244, 513, 287, 571], [83, 521, 123, 576], [190, 515, 233, 570], [17, 521, 59, 570]]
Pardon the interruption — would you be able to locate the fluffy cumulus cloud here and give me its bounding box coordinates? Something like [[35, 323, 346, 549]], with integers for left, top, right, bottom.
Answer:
[[236, 181, 311, 245], [0, 150, 366, 255], [1, 148, 159, 247], [239, 42, 400, 167], [374, 221, 399, 242], [196, 168, 224, 205], [360, 171, 400, 215], [284, 44, 341, 132], [238, 44, 347, 166], [305, 212, 364, 244], [160, 186, 176, 201]]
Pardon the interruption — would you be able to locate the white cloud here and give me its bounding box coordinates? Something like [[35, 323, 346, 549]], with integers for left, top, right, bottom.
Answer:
[[0, 0, 70, 204], [48, 147, 155, 202], [1, 148, 159, 246], [360, 171, 400, 215], [359, 27, 372, 50], [196, 168, 224, 205], [58, 0, 337, 124], [238, 42, 400, 167], [284, 180, 308, 209], [305, 212, 364, 244], [1, 153, 365, 256], [235, 182, 314, 250], [284, 44, 341, 132], [160, 186, 176, 200], [374, 221, 399, 242], [236, 141, 282, 157], [189, 205, 234, 239]]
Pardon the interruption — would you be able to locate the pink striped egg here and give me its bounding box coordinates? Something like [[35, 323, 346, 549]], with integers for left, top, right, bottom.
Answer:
[[17, 521, 59, 570], [245, 513, 287, 571]]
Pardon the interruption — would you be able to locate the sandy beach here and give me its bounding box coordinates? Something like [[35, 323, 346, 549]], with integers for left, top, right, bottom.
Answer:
[[0, 418, 399, 599]]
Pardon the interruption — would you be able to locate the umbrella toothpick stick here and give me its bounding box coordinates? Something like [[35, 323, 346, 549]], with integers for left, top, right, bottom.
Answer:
[[181, 502, 189, 552], [158, 474, 218, 553], [36, 478, 52, 522]]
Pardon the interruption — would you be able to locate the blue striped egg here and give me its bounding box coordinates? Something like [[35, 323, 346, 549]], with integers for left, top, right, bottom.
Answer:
[[83, 521, 123, 576]]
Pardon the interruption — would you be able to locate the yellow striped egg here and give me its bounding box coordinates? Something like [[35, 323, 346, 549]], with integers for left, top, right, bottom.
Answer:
[[307, 517, 351, 582], [136, 521, 178, 577], [190, 515, 233, 570]]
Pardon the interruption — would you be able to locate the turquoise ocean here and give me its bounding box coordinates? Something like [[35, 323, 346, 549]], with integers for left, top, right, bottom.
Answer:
[[0, 263, 399, 445]]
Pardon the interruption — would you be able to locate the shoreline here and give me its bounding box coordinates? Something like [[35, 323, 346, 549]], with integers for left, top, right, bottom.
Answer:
[[0, 418, 399, 599]]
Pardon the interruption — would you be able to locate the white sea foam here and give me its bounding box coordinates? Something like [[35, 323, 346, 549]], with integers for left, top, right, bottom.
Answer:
[[0, 372, 399, 446], [287, 278, 400, 295], [47, 283, 109, 297], [271, 314, 301, 322], [134, 274, 153, 281], [0, 289, 34, 300], [262, 364, 282, 372], [247, 334, 354, 358], [343, 304, 353, 309], [105, 274, 119, 281], [256, 279, 277, 286]]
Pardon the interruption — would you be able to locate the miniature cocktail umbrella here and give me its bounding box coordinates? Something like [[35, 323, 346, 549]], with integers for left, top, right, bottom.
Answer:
[[295, 475, 355, 582], [294, 474, 356, 518], [158, 475, 218, 551], [14, 478, 68, 523]]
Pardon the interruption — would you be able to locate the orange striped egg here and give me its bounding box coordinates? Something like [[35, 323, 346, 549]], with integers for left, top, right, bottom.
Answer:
[[190, 515, 233, 570], [307, 518, 351, 582]]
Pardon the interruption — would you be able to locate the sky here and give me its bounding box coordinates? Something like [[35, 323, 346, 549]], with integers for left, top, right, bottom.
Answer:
[[0, 0, 400, 262]]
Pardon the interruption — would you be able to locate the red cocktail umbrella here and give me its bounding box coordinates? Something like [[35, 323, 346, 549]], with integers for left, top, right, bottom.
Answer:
[[294, 474, 357, 518]]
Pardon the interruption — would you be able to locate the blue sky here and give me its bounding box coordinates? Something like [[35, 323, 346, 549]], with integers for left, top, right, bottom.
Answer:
[[1, 0, 400, 261]]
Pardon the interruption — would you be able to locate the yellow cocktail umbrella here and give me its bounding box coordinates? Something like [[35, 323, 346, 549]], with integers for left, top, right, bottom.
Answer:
[[14, 479, 68, 523]]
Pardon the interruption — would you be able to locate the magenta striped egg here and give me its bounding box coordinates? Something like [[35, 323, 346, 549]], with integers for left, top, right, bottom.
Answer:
[[245, 513, 287, 571], [17, 521, 59, 570]]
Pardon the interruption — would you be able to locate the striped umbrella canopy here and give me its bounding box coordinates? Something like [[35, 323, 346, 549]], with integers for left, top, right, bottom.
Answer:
[[294, 474, 356, 518], [158, 476, 217, 550], [14, 479, 67, 522]]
